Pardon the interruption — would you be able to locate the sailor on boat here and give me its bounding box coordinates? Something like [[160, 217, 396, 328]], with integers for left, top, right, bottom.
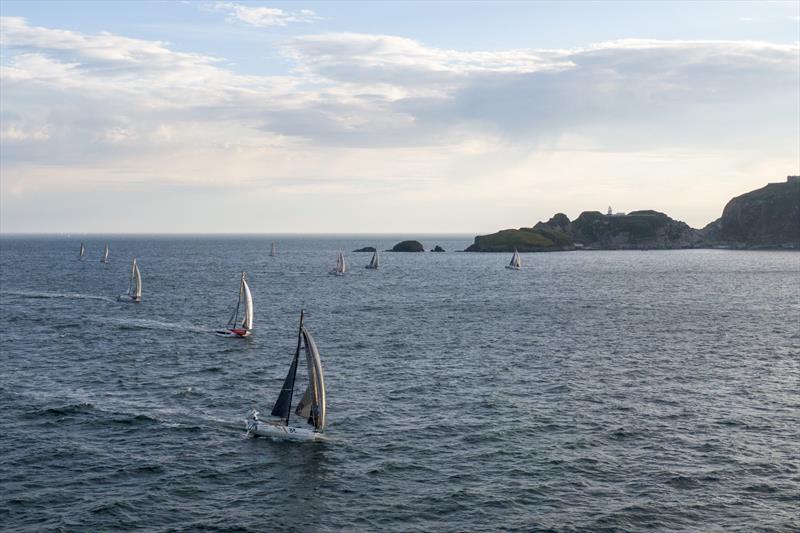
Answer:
[[246, 311, 326, 441]]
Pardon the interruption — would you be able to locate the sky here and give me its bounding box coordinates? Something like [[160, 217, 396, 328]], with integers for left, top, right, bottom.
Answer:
[[1, 0, 799, 233]]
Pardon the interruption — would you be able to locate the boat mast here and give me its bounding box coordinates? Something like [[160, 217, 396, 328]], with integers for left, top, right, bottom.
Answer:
[[226, 273, 244, 327], [284, 310, 304, 426]]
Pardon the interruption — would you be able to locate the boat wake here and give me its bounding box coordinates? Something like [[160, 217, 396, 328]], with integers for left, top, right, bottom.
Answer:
[[100, 317, 211, 333], [1, 290, 116, 302]]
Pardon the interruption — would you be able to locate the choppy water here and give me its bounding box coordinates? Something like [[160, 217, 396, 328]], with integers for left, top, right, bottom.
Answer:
[[1, 236, 798, 532]]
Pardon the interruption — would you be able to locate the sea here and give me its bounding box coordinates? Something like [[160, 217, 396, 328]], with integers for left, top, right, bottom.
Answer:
[[1, 235, 798, 532]]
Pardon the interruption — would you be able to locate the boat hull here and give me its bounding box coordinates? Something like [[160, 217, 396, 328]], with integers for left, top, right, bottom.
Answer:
[[118, 294, 141, 302], [215, 328, 250, 338], [329, 270, 345, 276], [505, 265, 521, 270], [246, 420, 323, 441]]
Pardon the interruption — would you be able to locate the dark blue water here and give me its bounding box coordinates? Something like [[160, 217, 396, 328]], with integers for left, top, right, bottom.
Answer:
[[1, 236, 798, 532]]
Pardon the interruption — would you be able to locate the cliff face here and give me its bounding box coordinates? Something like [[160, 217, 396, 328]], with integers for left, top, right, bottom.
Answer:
[[702, 180, 800, 248]]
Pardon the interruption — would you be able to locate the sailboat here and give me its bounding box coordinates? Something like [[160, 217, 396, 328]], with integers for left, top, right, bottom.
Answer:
[[246, 311, 326, 441], [100, 244, 109, 263], [365, 250, 379, 269], [505, 248, 522, 270], [78, 242, 85, 259], [215, 272, 254, 337], [329, 250, 347, 275], [269, 242, 277, 257], [118, 258, 142, 302]]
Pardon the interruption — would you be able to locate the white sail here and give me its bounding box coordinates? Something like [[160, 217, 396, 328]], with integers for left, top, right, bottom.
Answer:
[[331, 251, 346, 274], [101, 244, 109, 263], [132, 260, 142, 299], [270, 242, 276, 257], [241, 275, 254, 331], [507, 248, 522, 269], [79, 242, 85, 258], [295, 327, 326, 430], [367, 250, 379, 269]]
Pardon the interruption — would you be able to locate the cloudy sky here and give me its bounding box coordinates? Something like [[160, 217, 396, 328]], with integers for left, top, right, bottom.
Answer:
[[1, 1, 798, 233]]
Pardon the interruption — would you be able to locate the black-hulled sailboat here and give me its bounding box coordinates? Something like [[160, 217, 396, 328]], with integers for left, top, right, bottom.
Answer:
[[246, 311, 326, 441]]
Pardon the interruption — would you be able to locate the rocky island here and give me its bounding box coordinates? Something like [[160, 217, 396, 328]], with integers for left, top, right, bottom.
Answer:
[[353, 246, 376, 252], [389, 240, 425, 252], [466, 177, 800, 252]]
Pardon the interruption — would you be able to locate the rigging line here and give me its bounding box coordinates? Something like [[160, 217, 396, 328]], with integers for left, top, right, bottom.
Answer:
[[285, 310, 304, 426]]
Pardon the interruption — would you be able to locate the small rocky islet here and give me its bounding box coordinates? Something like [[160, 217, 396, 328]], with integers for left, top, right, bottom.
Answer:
[[466, 177, 800, 252]]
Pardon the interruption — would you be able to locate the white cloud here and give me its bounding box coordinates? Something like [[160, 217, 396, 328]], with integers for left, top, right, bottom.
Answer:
[[1, 18, 798, 232], [211, 2, 320, 27]]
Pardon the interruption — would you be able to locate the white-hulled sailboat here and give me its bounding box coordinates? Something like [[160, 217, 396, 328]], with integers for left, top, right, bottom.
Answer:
[[118, 258, 142, 302], [100, 244, 109, 263], [215, 272, 254, 338], [365, 250, 379, 270], [505, 248, 522, 270], [269, 242, 277, 257], [78, 242, 85, 259], [329, 251, 346, 275], [246, 311, 326, 441]]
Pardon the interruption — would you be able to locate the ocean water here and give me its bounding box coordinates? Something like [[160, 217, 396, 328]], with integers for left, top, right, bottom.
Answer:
[[1, 235, 798, 532]]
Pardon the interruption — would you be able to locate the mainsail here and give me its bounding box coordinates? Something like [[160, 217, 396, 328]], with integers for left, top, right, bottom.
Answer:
[[101, 244, 109, 263], [509, 248, 522, 269], [79, 242, 85, 258], [270, 242, 276, 257]]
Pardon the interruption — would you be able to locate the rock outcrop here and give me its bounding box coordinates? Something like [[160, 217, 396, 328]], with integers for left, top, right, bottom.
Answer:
[[431, 245, 445, 252], [353, 246, 376, 252], [390, 240, 425, 252]]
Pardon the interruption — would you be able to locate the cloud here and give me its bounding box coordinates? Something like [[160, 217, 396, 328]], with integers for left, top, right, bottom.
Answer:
[[278, 34, 799, 149], [210, 2, 320, 27], [1, 18, 798, 231]]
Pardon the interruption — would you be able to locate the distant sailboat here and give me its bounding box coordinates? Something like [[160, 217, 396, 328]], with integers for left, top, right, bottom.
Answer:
[[118, 258, 142, 302], [78, 242, 85, 260], [100, 244, 109, 263], [329, 250, 347, 275], [215, 272, 254, 338], [246, 311, 326, 441], [365, 250, 379, 270], [505, 248, 522, 270], [270, 242, 277, 257]]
